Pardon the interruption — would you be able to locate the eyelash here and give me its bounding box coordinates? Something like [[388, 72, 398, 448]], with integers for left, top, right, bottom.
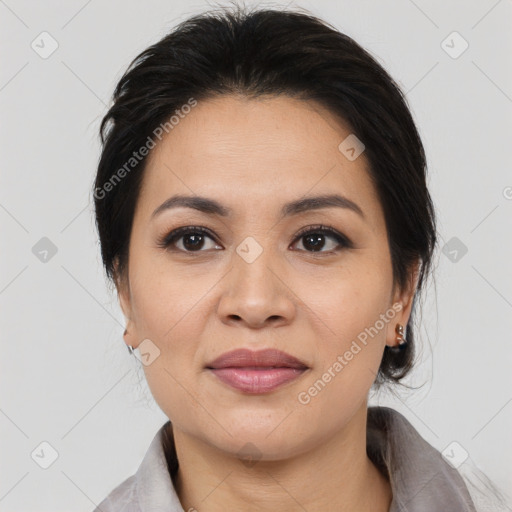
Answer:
[[156, 224, 353, 254]]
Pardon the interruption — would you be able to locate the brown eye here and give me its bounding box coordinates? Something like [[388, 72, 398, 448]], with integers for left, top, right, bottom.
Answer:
[[157, 224, 352, 254], [157, 226, 221, 252], [291, 225, 352, 253]]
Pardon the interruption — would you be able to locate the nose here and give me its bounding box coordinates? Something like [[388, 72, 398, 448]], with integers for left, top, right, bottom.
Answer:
[[217, 246, 296, 329]]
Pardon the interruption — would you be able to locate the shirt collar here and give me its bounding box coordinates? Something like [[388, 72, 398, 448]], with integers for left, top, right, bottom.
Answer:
[[367, 406, 477, 511]]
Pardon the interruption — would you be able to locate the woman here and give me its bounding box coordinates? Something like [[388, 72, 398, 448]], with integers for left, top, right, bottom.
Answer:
[[92, 5, 509, 511]]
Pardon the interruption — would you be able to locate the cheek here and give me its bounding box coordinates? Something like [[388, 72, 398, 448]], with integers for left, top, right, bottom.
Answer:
[[305, 261, 392, 343], [129, 255, 211, 339], [300, 267, 392, 394], [139, 305, 207, 429], [295, 295, 390, 431], [129, 268, 213, 417]]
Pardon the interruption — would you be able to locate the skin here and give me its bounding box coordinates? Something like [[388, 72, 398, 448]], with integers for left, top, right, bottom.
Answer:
[[117, 95, 419, 511]]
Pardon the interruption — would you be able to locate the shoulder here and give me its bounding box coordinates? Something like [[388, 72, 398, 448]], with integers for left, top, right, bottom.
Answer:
[[92, 474, 139, 512], [457, 457, 512, 512], [367, 406, 512, 512], [91, 420, 184, 512], [368, 406, 474, 510]]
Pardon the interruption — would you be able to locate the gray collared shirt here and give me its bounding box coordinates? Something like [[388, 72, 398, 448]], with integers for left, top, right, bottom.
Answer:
[[93, 406, 503, 511]]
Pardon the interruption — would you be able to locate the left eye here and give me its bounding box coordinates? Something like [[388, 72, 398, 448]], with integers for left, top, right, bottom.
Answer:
[[291, 225, 352, 253], [157, 225, 351, 253]]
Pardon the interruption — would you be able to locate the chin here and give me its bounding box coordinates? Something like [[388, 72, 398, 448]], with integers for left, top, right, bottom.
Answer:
[[216, 433, 310, 464]]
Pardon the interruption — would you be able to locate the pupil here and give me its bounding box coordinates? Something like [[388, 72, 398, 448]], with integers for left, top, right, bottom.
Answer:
[[305, 234, 324, 252], [184, 234, 203, 250]]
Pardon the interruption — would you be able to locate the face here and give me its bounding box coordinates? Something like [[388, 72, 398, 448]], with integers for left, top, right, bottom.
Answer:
[[117, 95, 416, 460]]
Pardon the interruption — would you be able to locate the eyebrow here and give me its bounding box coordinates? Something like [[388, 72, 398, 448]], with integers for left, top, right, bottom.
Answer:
[[151, 193, 365, 221]]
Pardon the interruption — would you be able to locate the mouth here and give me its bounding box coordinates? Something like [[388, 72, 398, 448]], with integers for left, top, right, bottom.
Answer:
[[205, 348, 309, 394]]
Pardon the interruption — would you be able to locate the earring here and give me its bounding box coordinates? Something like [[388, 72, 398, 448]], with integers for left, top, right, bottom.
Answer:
[[392, 323, 408, 351], [123, 328, 134, 354]]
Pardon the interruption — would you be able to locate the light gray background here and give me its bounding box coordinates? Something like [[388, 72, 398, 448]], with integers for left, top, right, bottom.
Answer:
[[1, 0, 511, 510]]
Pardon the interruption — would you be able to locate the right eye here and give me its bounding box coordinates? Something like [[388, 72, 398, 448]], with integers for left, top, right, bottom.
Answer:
[[156, 226, 223, 252]]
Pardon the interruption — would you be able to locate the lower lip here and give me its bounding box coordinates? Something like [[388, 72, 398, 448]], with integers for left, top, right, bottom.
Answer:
[[208, 367, 307, 393]]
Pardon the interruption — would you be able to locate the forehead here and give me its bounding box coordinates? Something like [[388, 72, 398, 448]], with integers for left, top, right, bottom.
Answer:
[[137, 95, 382, 226]]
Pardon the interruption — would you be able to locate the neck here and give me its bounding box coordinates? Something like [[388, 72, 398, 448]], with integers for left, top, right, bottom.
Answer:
[[171, 403, 392, 512]]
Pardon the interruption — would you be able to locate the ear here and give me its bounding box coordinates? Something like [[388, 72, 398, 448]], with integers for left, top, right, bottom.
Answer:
[[113, 257, 140, 350], [386, 259, 421, 348]]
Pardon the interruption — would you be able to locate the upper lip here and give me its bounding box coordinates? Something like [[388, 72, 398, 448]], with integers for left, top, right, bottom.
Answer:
[[206, 348, 308, 370]]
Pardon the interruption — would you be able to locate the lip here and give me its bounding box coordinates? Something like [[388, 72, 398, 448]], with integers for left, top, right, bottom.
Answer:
[[206, 348, 308, 370], [205, 348, 309, 394]]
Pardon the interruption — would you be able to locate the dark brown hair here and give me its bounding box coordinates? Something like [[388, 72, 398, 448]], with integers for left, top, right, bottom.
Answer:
[[93, 5, 437, 388]]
